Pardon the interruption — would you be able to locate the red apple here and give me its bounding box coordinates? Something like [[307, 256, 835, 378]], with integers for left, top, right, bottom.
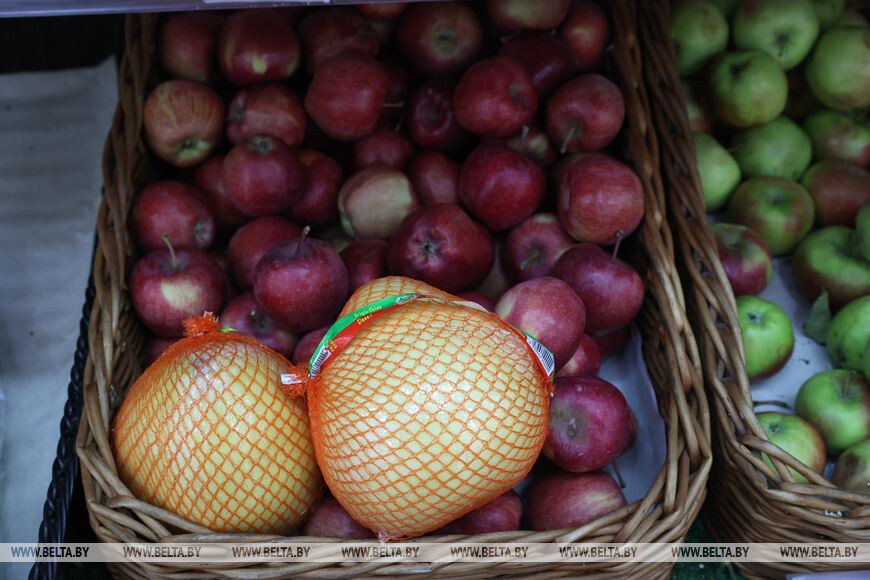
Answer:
[[407, 79, 470, 153], [358, 3, 407, 21], [456, 291, 496, 312], [292, 325, 330, 365], [144, 336, 178, 365], [338, 166, 419, 239], [224, 135, 306, 217], [557, 334, 601, 377], [143, 80, 224, 167], [132, 181, 214, 253], [340, 239, 389, 293], [218, 9, 300, 86], [227, 216, 302, 289], [503, 213, 574, 282], [454, 56, 538, 139], [437, 491, 522, 535], [592, 327, 630, 360], [379, 57, 412, 127], [298, 8, 380, 73], [543, 376, 636, 472], [459, 141, 545, 232], [801, 161, 870, 227], [551, 243, 644, 334], [474, 242, 511, 302], [286, 150, 343, 229], [220, 292, 297, 358], [713, 223, 774, 296], [499, 32, 576, 97], [352, 127, 414, 170], [210, 252, 237, 303], [305, 53, 389, 141], [487, 0, 571, 32], [525, 470, 626, 531], [547, 74, 625, 153], [506, 124, 558, 167], [557, 154, 644, 244], [130, 245, 226, 337], [192, 155, 249, 233], [496, 277, 586, 368], [226, 84, 305, 147], [559, 1, 610, 72], [158, 12, 224, 83], [409, 151, 460, 206], [396, 2, 483, 75], [303, 496, 373, 539], [388, 204, 494, 292], [254, 232, 349, 333]]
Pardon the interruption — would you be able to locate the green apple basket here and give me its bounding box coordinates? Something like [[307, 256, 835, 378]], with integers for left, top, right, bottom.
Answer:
[[75, 2, 711, 577], [636, 2, 870, 578]]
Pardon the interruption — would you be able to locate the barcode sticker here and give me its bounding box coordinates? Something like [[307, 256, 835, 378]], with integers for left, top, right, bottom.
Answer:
[[524, 334, 555, 380], [309, 347, 331, 379]]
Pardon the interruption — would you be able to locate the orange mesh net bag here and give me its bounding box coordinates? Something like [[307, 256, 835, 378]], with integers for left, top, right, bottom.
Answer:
[[283, 277, 552, 540], [113, 314, 322, 534]]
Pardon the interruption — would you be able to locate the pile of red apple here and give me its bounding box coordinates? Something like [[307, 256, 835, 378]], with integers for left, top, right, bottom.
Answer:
[[130, 0, 646, 536], [672, 0, 870, 490]]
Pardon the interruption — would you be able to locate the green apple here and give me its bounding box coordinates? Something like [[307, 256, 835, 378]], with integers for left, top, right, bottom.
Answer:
[[795, 369, 870, 453], [733, 0, 820, 70], [727, 177, 815, 255], [813, 0, 846, 30], [832, 438, 870, 492], [681, 81, 713, 133], [806, 27, 870, 112], [857, 205, 870, 262], [827, 295, 870, 371], [694, 133, 741, 211], [736, 295, 795, 378], [864, 340, 870, 381], [803, 110, 870, 168], [671, 0, 730, 76], [756, 412, 827, 482], [838, 10, 869, 28], [793, 226, 870, 310], [708, 50, 788, 128], [730, 116, 812, 180]]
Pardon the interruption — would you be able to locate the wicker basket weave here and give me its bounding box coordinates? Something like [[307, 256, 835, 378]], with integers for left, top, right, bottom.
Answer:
[[636, 3, 870, 578], [76, 2, 711, 577]]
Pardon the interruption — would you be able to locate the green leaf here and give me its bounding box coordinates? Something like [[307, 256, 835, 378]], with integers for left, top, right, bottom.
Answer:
[[804, 291, 831, 344]]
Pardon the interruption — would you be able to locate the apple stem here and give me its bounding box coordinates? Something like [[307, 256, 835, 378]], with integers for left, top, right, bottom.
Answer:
[[295, 226, 311, 257], [611, 230, 624, 260], [161, 234, 178, 271], [560, 126, 576, 155], [611, 461, 626, 489]]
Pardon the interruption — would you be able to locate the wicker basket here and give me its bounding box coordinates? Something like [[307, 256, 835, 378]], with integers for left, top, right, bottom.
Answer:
[[636, 3, 870, 578], [75, 2, 711, 577]]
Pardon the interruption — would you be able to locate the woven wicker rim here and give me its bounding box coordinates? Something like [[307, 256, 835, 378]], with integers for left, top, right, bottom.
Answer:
[[76, 2, 711, 577]]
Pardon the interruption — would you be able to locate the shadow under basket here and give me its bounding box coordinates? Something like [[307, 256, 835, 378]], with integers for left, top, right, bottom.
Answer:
[[76, 3, 711, 577], [636, 2, 870, 578]]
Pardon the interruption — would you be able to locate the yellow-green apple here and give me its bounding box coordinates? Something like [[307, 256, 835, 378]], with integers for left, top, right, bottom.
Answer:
[[227, 217, 301, 289], [857, 205, 870, 261], [828, 296, 870, 370], [559, 1, 610, 72], [409, 151, 459, 206], [456, 291, 495, 312], [304, 53, 389, 141], [543, 376, 636, 472], [833, 439, 870, 492], [495, 277, 586, 368], [388, 204, 494, 292], [486, 0, 570, 32], [338, 166, 419, 240], [454, 56, 538, 138], [286, 150, 343, 229], [694, 133, 741, 211], [352, 127, 415, 170], [801, 161, 870, 226], [437, 491, 521, 535], [358, 3, 407, 21], [503, 213, 574, 282], [340, 239, 388, 293], [396, 3, 482, 75], [193, 155, 248, 233], [557, 334, 601, 377], [158, 12, 224, 83], [525, 470, 626, 531], [733, 0, 820, 70], [223, 135, 306, 217], [407, 79, 470, 153], [803, 110, 870, 168], [814, 0, 846, 29], [143, 80, 224, 167], [459, 142, 545, 232], [592, 327, 630, 360], [304, 496, 373, 539], [756, 412, 826, 482], [707, 50, 788, 127], [220, 292, 297, 358], [795, 369, 870, 453], [712, 223, 773, 296], [254, 232, 348, 333], [546, 74, 625, 153], [292, 325, 330, 365], [298, 8, 379, 73], [130, 245, 226, 337], [736, 295, 794, 378], [681, 81, 714, 134], [670, 0, 729, 76], [806, 27, 870, 112], [793, 226, 870, 309], [499, 32, 577, 97], [730, 116, 812, 180], [218, 9, 300, 85], [557, 154, 644, 244], [727, 176, 815, 255], [132, 181, 215, 253], [551, 243, 644, 334], [227, 84, 305, 147], [506, 124, 557, 168]]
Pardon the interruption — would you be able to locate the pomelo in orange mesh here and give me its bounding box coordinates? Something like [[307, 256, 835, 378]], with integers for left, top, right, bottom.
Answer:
[[291, 276, 551, 540], [113, 314, 322, 534]]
